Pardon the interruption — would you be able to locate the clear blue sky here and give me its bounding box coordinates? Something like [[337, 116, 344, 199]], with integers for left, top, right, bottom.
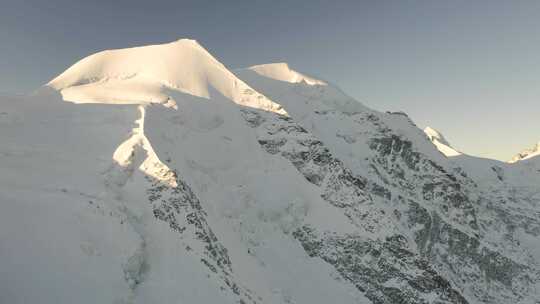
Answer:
[[1, 0, 539, 160]]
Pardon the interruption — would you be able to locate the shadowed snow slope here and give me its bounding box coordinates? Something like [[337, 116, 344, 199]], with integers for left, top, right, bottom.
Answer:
[[1, 40, 539, 304]]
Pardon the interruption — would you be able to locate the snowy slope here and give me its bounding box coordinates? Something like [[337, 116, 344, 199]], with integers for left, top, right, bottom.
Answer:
[[0, 94, 142, 303], [2, 41, 368, 304], [1, 40, 539, 304], [424, 126, 462, 157], [47, 39, 285, 114]]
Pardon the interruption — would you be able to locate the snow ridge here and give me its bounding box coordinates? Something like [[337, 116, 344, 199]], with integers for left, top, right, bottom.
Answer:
[[46, 39, 286, 114], [509, 141, 540, 163], [424, 126, 462, 157], [248, 63, 327, 86]]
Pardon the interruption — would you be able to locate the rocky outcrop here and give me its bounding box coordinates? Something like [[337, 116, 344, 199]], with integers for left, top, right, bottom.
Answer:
[[241, 106, 540, 303]]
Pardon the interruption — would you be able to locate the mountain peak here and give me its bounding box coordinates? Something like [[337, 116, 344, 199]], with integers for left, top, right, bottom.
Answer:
[[47, 38, 223, 97], [247, 62, 326, 86], [509, 140, 540, 163], [424, 127, 450, 146], [168, 38, 210, 51], [44, 39, 285, 114], [424, 126, 461, 157]]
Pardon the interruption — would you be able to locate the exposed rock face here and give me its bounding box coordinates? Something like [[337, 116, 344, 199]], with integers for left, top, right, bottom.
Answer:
[[294, 226, 469, 304], [236, 63, 540, 303], [146, 167, 258, 304], [239, 106, 539, 304]]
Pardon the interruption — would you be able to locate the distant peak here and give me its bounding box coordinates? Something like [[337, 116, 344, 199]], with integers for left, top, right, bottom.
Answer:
[[424, 126, 461, 157], [247, 62, 326, 86], [509, 140, 540, 163]]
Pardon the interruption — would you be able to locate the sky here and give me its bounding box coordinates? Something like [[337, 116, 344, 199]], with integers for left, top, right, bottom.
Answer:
[[1, 0, 539, 161]]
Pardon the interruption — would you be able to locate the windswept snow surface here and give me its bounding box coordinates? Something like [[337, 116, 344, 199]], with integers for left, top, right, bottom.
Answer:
[[424, 126, 462, 157], [1, 40, 539, 304], [248, 63, 327, 86], [47, 39, 285, 114]]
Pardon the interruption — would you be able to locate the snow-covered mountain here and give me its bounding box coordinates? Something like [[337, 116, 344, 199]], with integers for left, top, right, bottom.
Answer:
[[424, 126, 462, 157], [510, 141, 540, 163], [1, 39, 539, 304], [46, 39, 284, 114]]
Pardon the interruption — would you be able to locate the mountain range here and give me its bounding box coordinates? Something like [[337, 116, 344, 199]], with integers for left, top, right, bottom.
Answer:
[[1, 39, 539, 304]]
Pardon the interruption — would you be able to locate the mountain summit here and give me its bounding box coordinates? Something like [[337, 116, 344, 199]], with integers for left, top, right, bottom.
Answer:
[[1, 40, 539, 304], [509, 141, 540, 163], [47, 39, 285, 113], [424, 126, 462, 157]]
